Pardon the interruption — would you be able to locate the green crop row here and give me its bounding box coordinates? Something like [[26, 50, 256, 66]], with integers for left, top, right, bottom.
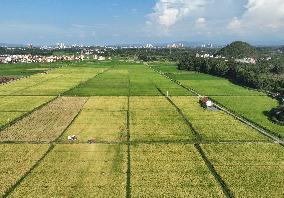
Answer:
[[65, 63, 192, 96]]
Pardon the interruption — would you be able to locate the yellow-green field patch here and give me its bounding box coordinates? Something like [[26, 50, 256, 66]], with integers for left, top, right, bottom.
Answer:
[[202, 143, 284, 197], [0, 144, 49, 197], [9, 144, 127, 198], [130, 96, 195, 142], [60, 97, 127, 142], [131, 144, 225, 197]]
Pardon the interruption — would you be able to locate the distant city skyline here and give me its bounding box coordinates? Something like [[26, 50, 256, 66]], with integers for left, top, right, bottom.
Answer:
[[0, 0, 284, 46]]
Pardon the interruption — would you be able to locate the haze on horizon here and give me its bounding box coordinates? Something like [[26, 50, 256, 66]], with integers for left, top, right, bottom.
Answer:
[[1, 0, 284, 46]]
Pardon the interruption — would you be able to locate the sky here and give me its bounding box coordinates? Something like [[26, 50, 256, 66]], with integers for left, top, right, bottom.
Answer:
[[0, 0, 284, 45]]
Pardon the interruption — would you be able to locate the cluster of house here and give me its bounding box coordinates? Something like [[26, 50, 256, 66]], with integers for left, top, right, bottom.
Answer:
[[0, 54, 110, 64], [93, 54, 111, 61], [196, 53, 227, 60], [235, 58, 256, 64], [0, 54, 86, 64], [196, 53, 257, 64]]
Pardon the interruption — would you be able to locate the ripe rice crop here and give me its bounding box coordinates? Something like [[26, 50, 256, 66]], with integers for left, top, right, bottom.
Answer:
[[171, 96, 269, 141], [130, 96, 195, 142], [0, 112, 25, 127], [15, 67, 105, 96], [9, 144, 127, 198], [202, 143, 284, 197], [0, 144, 49, 196], [60, 97, 128, 142], [0, 96, 54, 112], [131, 144, 224, 197], [0, 97, 87, 142]]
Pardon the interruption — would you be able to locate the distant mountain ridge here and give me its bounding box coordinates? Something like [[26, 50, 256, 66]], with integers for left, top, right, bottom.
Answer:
[[0, 43, 25, 47]]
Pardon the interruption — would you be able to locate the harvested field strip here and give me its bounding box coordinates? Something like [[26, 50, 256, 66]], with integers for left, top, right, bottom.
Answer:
[[0, 144, 50, 197], [202, 143, 284, 197], [171, 96, 270, 142], [0, 97, 87, 142], [60, 97, 127, 143], [8, 144, 127, 198], [130, 144, 225, 197], [0, 96, 56, 130], [130, 96, 195, 141]]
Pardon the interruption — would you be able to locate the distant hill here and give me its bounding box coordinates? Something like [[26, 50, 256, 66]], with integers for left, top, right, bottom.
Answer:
[[216, 41, 257, 58]]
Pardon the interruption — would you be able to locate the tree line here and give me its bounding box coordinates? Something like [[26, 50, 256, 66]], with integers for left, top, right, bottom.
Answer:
[[177, 55, 284, 95]]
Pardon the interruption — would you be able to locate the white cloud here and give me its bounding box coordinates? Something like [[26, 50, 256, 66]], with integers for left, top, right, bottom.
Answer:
[[147, 0, 210, 29], [228, 0, 284, 37]]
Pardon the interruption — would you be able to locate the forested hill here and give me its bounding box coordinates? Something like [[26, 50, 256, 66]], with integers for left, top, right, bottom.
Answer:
[[216, 41, 257, 58]]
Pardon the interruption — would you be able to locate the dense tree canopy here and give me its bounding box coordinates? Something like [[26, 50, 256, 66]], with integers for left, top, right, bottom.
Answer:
[[216, 41, 258, 58]]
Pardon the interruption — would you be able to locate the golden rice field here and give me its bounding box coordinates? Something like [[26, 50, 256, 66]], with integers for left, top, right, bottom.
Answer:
[[131, 144, 224, 197], [8, 144, 127, 198], [60, 97, 128, 142], [0, 144, 49, 196], [0, 60, 283, 198], [130, 96, 194, 142]]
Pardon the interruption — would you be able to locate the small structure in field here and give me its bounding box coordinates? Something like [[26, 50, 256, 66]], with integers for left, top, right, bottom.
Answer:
[[199, 97, 218, 110], [68, 135, 77, 141], [87, 139, 96, 144]]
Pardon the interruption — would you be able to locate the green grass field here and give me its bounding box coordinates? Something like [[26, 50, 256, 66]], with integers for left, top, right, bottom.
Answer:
[[0, 60, 283, 197], [0, 62, 65, 77], [151, 62, 284, 139]]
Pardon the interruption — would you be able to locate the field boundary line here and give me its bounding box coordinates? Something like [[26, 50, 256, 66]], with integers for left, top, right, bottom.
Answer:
[[156, 85, 234, 197], [126, 75, 131, 198], [156, 86, 202, 141], [53, 97, 90, 143], [148, 65, 284, 146], [0, 61, 70, 88], [0, 96, 59, 133], [194, 144, 234, 198], [2, 143, 55, 198], [63, 66, 113, 96]]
